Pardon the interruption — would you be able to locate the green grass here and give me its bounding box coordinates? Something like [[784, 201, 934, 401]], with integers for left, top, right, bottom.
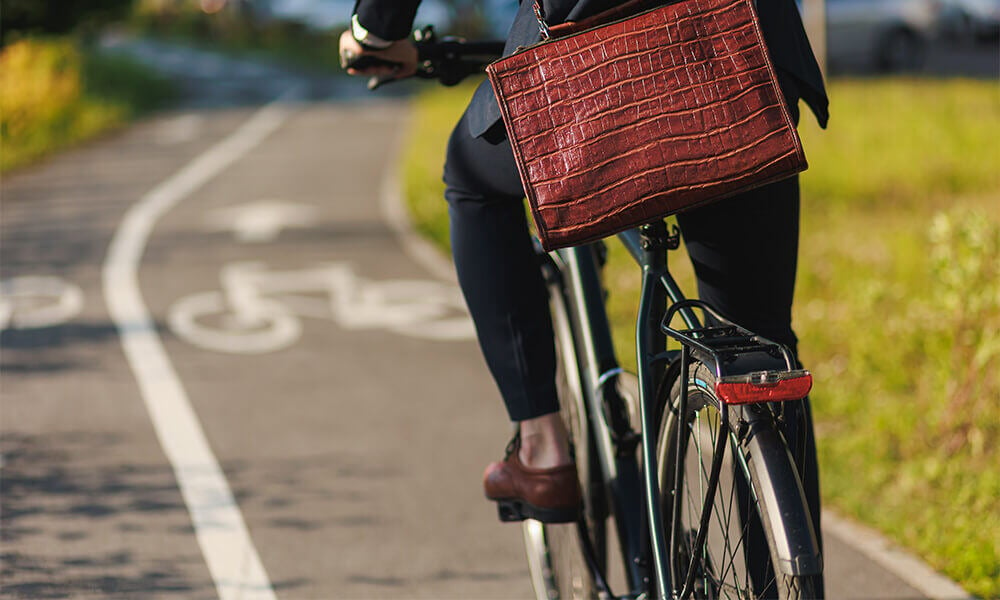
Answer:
[[797, 79, 1000, 211], [793, 82, 999, 597], [400, 81, 485, 251], [803, 205, 999, 597], [1, 37, 175, 172], [400, 77, 1000, 598]]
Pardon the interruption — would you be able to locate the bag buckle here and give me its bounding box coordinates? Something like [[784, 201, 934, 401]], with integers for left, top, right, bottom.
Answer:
[[533, 1, 552, 39]]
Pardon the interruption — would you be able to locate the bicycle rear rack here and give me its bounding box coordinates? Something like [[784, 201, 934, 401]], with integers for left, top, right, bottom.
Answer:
[[660, 299, 818, 597], [661, 299, 797, 376]]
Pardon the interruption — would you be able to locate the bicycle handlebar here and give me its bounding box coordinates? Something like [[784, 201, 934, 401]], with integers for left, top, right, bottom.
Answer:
[[342, 26, 505, 90]]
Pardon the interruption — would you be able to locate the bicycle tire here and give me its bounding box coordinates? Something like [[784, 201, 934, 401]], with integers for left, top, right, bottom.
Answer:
[[522, 277, 606, 600], [656, 361, 823, 600]]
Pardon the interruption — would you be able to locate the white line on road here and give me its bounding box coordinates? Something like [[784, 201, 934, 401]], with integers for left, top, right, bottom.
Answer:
[[103, 91, 300, 600]]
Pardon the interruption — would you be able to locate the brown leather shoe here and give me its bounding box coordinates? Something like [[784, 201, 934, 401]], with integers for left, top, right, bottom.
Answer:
[[483, 434, 582, 523]]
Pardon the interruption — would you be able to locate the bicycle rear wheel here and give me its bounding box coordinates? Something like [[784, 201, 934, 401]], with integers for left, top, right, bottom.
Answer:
[[656, 361, 822, 599], [522, 275, 606, 600]]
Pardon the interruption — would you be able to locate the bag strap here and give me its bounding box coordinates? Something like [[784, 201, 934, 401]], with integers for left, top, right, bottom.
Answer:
[[533, 1, 553, 39], [533, 0, 674, 40]]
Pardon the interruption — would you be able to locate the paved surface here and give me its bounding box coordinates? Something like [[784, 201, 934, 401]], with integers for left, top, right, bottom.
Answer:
[[0, 39, 973, 599]]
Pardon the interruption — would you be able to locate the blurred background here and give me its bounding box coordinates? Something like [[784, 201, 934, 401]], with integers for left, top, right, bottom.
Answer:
[[2, 1, 998, 598], [2, 0, 997, 172], [2, 0, 999, 73]]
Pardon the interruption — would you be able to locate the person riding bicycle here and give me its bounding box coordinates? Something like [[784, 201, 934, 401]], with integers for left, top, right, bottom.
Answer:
[[340, 0, 828, 527]]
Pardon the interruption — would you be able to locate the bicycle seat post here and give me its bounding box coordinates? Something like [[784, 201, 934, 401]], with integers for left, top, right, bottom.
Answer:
[[636, 221, 673, 394], [637, 220, 678, 252]]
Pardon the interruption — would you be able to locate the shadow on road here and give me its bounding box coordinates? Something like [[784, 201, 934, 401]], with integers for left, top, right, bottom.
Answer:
[[0, 432, 208, 598], [0, 431, 311, 598], [1, 322, 122, 374]]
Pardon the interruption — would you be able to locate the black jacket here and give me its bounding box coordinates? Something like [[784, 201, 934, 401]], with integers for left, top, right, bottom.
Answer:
[[354, 0, 829, 137]]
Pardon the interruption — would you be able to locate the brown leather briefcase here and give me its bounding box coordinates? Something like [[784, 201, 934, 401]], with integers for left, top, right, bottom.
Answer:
[[486, 0, 807, 250]]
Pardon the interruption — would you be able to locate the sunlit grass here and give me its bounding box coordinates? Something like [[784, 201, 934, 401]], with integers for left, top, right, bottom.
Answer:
[[400, 80, 484, 252], [795, 78, 1000, 212], [1, 37, 174, 173], [400, 77, 1000, 597], [800, 201, 999, 598], [791, 84, 999, 596]]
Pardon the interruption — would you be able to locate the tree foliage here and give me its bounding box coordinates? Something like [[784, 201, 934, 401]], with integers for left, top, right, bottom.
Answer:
[[2, 0, 135, 44]]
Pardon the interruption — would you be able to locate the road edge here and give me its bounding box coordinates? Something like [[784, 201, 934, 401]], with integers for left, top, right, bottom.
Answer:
[[377, 109, 458, 283], [822, 510, 975, 600]]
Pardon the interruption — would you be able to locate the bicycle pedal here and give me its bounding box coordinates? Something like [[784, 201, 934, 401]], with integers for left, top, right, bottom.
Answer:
[[494, 499, 581, 523], [495, 499, 527, 522]]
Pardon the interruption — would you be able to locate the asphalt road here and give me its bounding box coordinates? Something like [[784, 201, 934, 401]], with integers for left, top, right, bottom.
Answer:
[[0, 40, 975, 599]]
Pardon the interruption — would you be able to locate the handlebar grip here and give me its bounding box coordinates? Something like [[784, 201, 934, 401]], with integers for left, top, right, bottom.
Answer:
[[340, 49, 402, 71]]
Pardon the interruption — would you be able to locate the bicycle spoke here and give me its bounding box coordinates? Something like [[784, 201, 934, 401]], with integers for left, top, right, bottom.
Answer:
[[705, 429, 739, 579], [661, 365, 822, 600], [714, 457, 741, 592], [700, 408, 735, 585], [716, 486, 753, 593], [681, 400, 784, 600]]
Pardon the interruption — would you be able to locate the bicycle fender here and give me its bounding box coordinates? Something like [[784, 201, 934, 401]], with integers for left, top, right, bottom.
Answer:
[[740, 409, 823, 576]]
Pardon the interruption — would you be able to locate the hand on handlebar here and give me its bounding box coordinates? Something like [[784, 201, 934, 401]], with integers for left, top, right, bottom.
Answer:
[[340, 27, 505, 90], [339, 31, 418, 83]]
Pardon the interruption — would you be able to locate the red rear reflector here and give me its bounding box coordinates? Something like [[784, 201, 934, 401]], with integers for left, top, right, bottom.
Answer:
[[715, 370, 813, 404]]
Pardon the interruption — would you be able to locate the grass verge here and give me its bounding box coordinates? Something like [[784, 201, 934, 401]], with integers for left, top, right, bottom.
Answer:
[[400, 77, 1000, 598], [1, 36, 175, 173]]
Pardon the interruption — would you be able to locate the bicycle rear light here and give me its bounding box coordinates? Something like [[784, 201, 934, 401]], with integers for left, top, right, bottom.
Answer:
[[715, 370, 813, 404]]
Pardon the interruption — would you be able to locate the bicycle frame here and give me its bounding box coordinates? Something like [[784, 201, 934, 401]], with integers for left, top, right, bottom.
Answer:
[[548, 221, 698, 598], [549, 220, 820, 599]]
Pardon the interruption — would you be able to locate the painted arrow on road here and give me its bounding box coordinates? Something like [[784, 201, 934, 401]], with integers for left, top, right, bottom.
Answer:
[[204, 199, 319, 243]]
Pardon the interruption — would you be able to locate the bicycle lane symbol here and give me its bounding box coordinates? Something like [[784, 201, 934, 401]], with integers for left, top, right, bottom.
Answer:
[[166, 261, 476, 354], [0, 275, 84, 331]]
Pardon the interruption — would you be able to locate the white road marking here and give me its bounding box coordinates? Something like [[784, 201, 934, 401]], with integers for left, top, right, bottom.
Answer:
[[204, 199, 319, 243], [822, 510, 973, 600], [166, 261, 474, 354], [0, 275, 84, 330], [168, 290, 302, 354], [102, 92, 301, 600]]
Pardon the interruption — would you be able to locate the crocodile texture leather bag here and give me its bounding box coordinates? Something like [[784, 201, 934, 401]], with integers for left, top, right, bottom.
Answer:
[[486, 0, 807, 250]]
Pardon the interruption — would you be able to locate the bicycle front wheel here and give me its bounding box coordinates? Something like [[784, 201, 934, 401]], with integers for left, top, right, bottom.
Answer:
[[522, 272, 606, 600], [656, 361, 822, 599]]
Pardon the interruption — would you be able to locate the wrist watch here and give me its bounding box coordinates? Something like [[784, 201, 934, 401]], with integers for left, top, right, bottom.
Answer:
[[351, 15, 393, 50]]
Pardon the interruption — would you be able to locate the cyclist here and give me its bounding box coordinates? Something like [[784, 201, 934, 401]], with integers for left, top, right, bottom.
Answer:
[[340, 0, 828, 529]]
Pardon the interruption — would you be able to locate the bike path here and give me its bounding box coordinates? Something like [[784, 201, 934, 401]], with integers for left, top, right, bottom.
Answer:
[[3, 95, 530, 598], [1, 107, 264, 598], [0, 42, 970, 598], [140, 99, 532, 598]]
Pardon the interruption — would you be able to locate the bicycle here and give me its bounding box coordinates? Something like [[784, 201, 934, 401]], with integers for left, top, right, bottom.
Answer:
[[347, 28, 825, 600]]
